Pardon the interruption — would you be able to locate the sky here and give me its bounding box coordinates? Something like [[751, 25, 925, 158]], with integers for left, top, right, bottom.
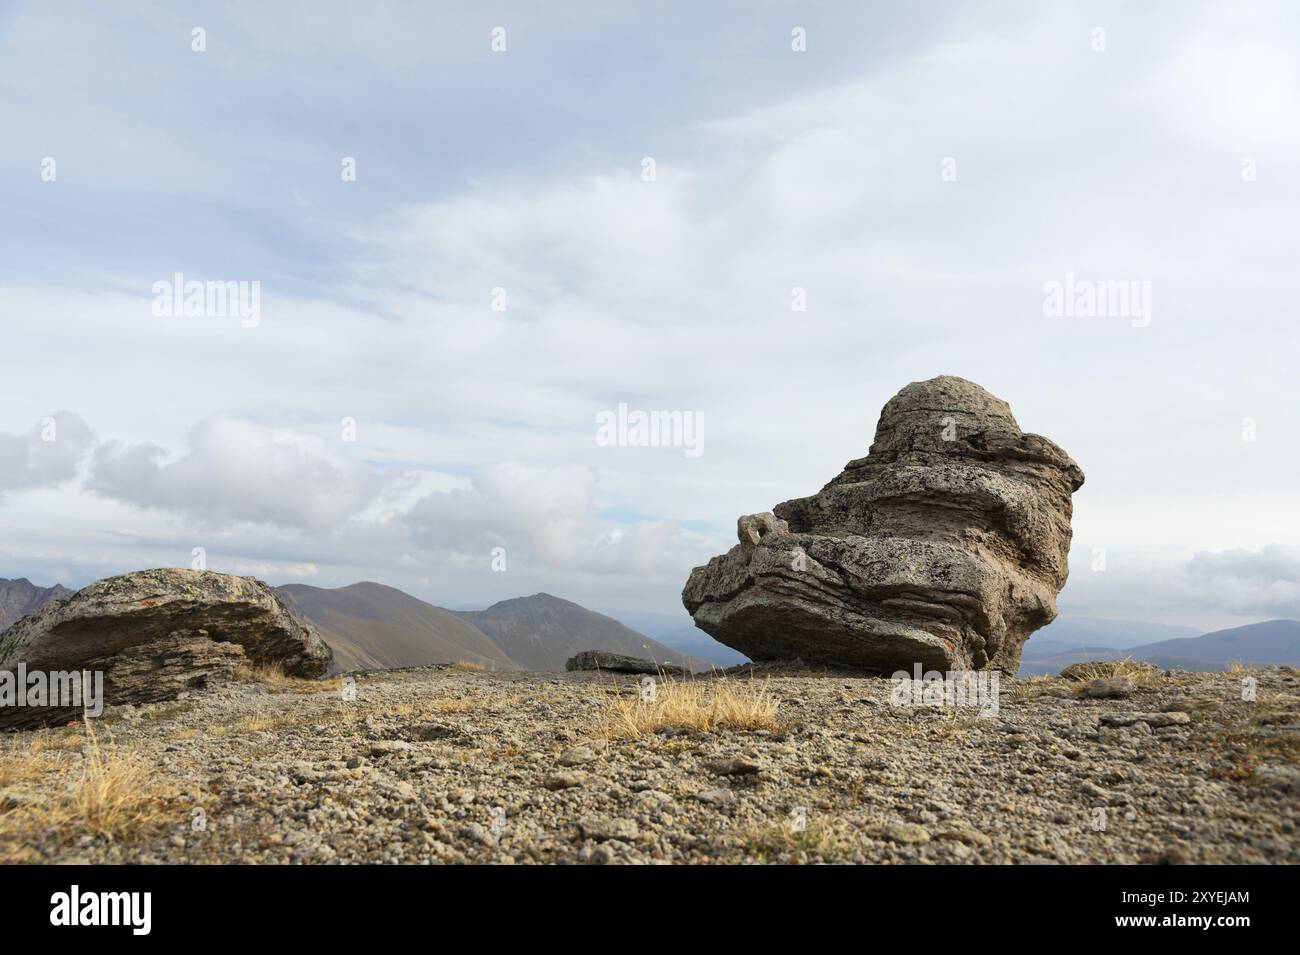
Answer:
[[1, 1, 1298, 633]]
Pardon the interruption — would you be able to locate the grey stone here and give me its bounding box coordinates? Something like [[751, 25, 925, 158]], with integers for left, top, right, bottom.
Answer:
[[557, 745, 598, 766], [544, 770, 590, 790], [694, 787, 736, 806], [564, 650, 687, 676], [1084, 677, 1135, 699], [370, 740, 414, 756], [737, 512, 789, 546], [683, 376, 1083, 674], [580, 817, 639, 841], [1100, 712, 1191, 729], [1254, 765, 1300, 793], [0, 568, 331, 729], [705, 757, 762, 776], [870, 821, 931, 844]]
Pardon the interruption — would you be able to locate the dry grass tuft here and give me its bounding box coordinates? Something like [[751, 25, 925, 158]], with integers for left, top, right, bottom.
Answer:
[[1060, 658, 1162, 688], [597, 676, 779, 740], [237, 716, 280, 733], [19, 727, 86, 754], [1212, 687, 1300, 780], [0, 748, 64, 787], [923, 712, 989, 741], [740, 816, 853, 861], [0, 721, 179, 860], [205, 704, 350, 736], [1006, 675, 1057, 702], [234, 662, 340, 694], [73, 725, 175, 838], [427, 698, 474, 714], [144, 702, 196, 721], [450, 660, 487, 673]]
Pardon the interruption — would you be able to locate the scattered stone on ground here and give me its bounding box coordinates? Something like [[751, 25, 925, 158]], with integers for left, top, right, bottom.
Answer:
[[2, 663, 1296, 864]]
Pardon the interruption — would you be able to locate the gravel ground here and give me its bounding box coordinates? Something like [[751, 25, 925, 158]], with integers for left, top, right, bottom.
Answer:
[[3, 664, 1298, 864]]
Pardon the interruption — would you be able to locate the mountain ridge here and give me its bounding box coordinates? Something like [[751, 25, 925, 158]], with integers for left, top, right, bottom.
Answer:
[[1017, 618, 1300, 676], [277, 583, 708, 673], [0, 577, 73, 633], [276, 581, 516, 674], [455, 592, 708, 672], [1127, 619, 1300, 669]]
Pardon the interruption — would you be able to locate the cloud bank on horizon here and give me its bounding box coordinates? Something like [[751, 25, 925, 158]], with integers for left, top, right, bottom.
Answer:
[[2, 1, 1298, 629]]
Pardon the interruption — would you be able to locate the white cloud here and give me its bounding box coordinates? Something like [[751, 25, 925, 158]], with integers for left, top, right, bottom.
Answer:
[[1060, 544, 1300, 629], [1, 3, 1297, 627], [225, 560, 320, 579], [406, 461, 705, 575], [1185, 545, 1300, 618], [0, 412, 95, 494], [88, 418, 386, 530]]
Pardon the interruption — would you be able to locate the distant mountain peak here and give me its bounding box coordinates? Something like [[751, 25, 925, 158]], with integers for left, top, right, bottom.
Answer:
[[275, 581, 516, 674], [457, 592, 708, 672], [274, 581, 708, 674], [483, 592, 571, 609], [0, 577, 74, 633]]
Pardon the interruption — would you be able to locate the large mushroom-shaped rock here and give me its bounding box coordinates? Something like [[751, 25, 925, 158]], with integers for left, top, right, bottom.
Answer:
[[0, 568, 332, 729], [682, 376, 1084, 674]]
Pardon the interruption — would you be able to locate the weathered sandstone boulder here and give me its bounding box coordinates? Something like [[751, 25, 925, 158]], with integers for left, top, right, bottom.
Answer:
[[0, 568, 332, 728], [682, 376, 1084, 674]]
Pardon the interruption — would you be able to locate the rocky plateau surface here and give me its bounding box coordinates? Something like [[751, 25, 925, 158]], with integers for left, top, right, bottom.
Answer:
[[2, 663, 1295, 864]]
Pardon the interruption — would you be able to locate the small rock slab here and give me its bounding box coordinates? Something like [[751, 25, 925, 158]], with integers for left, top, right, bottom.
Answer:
[[693, 787, 737, 806], [579, 817, 640, 842], [870, 822, 931, 845], [704, 757, 762, 777], [1083, 677, 1134, 699], [565, 650, 688, 676], [544, 770, 590, 790], [1100, 712, 1191, 728], [557, 745, 599, 766]]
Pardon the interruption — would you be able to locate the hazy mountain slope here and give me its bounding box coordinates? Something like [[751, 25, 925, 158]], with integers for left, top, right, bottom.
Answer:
[[1021, 639, 1119, 660], [1028, 616, 1201, 651], [0, 578, 72, 632], [1017, 620, 1300, 675], [580, 610, 748, 669], [1128, 620, 1300, 670], [276, 582, 516, 673], [655, 624, 750, 668], [457, 593, 708, 672]]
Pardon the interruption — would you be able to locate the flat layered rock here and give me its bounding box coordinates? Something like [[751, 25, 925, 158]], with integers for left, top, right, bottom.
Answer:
[[682, 376, 1084, 674], [565, 650, 688, 676], [0, 568, 332, 729]]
